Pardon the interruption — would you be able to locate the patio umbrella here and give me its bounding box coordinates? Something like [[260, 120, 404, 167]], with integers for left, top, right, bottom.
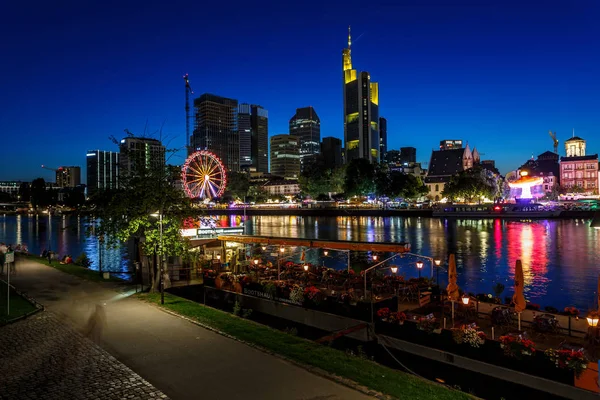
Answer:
[[446, 254, 460, 321], [513, 259, 526, 330]]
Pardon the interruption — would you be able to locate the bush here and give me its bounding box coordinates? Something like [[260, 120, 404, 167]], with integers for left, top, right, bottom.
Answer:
[[75, 252, 92, 268]]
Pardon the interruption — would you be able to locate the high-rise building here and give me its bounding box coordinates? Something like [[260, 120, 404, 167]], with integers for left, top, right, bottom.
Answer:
[[320, 137, 343, 170], [238, 104, 269, 173], [119, 137, 165, 176], [343, 26, 380, 164], [192, 94, 239, 172], [400, 147, 416, 164], [270, 134, 300, 179], [289, 107, 320, 170], [379, 117, 387, 163], [238, 104, 252, 169], [56, 166, 81, 188], [86, 150, 119, 195]]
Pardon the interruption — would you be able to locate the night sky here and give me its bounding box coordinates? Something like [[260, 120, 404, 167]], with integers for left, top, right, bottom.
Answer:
[[2, 0, 599, 182]]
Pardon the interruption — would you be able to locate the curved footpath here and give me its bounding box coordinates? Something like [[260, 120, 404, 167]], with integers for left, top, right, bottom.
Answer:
[[2, 258, 373, 400]]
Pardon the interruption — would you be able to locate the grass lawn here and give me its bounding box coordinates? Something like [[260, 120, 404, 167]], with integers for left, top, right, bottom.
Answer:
[[138, 292, 470, 400], [17, 254, 125, 283], [0, 283, 38, 323]]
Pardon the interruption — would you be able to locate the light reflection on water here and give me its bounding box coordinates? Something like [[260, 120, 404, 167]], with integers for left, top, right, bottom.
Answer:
[[1, 214, 598, 310], [241, 215, 600, 311], [0, 215, 130, 280]]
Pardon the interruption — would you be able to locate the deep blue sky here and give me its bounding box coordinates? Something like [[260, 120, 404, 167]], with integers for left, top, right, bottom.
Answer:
[[2, 0, 599, 182]]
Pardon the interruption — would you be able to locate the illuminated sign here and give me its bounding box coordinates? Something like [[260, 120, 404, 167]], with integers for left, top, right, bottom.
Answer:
[[197, 227, 244, 238]]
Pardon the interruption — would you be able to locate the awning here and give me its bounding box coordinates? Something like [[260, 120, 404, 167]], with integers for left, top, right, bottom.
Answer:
[[189, 238, 220, 249], [216, 235, 410, 253]]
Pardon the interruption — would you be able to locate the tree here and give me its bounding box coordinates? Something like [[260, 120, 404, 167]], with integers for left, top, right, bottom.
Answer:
[[30, 178, 49, 209], [91, 130, 196, 292], [225, 171, 250, 200], [344, 159, 376, 197], [299, 163, 345, 198], [442, 167, 502, 203]]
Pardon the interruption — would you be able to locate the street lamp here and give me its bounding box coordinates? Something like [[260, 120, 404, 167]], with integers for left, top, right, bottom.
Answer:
[[416, 260, 424, 278], [216, 254, 221, 261], [324, 250, 329, 256], [434, 259, 441, 284], [587, 311, 599, 327], [278, 246, 285, 280], [461, 294, 470, 306], [390, 265, 398, 274], [150, 211, 165, 305], [303, 264, 309, 272], [261, 245, 266, 251], [372, 254, 378, 261], [254, 259, 259, 265]]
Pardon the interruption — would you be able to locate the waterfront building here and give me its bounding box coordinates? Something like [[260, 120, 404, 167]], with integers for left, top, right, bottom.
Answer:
[[425, 143, 475, 201], [290, 106, 320, 170], [559, 135, 599, 195], [239, 104, 269, 173], [0, 181, 23, 199], [390, 162, 426, 179], [400, 147, 416, 164], [342, 26, 380, 164], [55, 166, 81, 188], [384, 149, 400, 164], [86, 150, 119, 195], [320, 137, 343, 170], [262, 179, 301, 197], [119, 137, 165, 177], [270, 134, 300, 179], [192, 93, 239, 172], [379, 117, 387, 163]]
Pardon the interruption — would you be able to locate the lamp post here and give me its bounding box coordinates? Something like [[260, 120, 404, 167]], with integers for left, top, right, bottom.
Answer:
[[587, 311, 599, 344], [416, 260, 424, 279], [151, 211, 165, 305], [278, 246, 285, 280], [403, 252, 440, 281], [434, 259, 441, 284], [363, 253, 403, 325]]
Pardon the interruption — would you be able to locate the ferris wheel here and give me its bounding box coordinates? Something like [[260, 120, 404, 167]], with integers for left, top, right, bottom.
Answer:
[[182, 150, 227, 200]]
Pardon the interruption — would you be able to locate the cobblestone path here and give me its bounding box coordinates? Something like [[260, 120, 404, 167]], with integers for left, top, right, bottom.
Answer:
[[0, 312, 169, 400]]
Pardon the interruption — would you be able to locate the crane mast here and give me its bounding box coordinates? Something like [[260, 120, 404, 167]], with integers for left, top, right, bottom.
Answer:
[[548, 130, 558, 154], [184, 74, 194, 155]]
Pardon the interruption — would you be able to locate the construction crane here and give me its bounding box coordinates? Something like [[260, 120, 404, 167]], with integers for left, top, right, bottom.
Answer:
[[41, 165, 58, 172], [549, 130, 558, 154], [183, 74, 194, 155]]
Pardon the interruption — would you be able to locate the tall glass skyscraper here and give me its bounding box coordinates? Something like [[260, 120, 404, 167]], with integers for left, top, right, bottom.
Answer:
[[238, 104, 268, 173], [289, 106, 320, 170], [342, 26, 380, 164], [192, 94, 239, 172], [86, 150, 119, 196]]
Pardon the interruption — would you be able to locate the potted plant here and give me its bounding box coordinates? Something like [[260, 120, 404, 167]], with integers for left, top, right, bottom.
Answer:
[[452, 325, 486, 348], [563, 307, 580, 317], [544, 348, 587, 378], [499, 335, 536, 358], [377, 307, 391, 321]]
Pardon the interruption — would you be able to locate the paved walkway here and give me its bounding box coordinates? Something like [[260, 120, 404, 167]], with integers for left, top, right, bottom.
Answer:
[[3, 258, 372, 400]]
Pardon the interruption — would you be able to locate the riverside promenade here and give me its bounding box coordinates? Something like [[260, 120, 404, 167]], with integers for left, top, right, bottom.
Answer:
[[2, 258, 372, 400]]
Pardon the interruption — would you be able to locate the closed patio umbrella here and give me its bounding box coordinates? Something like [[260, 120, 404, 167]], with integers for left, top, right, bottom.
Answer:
[[446, 254, 460, 321], [513, 259, 526, 330], [597, 274, 600, 310]]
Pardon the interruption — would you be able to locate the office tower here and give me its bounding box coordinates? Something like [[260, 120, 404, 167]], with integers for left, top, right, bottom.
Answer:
[[119, 137, 166, 176], [379, 117, 387, 163], [192, 94, 239, 172], [400, 147, 416, 164], [270, 134, 300, 179], [289, 106, 320, 170], [238, 104, 252, 168], [55, 166, 81, 188], [343, 26, 380, 164], [86, 150, 119, 195], [238, 104, 269, 172], [320, 137, 343, 170]]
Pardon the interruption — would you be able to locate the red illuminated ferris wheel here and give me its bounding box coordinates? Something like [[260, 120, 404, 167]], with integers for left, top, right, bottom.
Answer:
[[182, 150, 227, 200]]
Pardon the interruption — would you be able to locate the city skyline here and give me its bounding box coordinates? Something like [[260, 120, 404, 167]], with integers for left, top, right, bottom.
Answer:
[[2, 1, 600, 181]]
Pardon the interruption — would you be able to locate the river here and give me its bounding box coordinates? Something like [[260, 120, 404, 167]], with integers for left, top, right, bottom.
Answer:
[[1, 214, 599, 311]]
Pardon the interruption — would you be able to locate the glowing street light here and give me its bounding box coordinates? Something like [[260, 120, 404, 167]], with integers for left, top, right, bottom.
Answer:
[[253, 259, 259, 265], [390, 266, 398, 274], [372, 254, 378, 261], [261, 245, 267, 251], [216, 254, 221, 260], [324, 250, 329, 256], [461, 294, 470, 306], [587, 312, 599, 327], [303, 264, 309, 272], [280, 247, 285, 253], [416, 260, 424, 278]]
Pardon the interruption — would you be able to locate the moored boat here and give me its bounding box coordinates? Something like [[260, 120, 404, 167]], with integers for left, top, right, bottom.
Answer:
[[433, 203, 562, 218]]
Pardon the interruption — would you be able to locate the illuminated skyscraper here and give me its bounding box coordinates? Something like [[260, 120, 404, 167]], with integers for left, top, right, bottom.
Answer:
[[192, 94, 239, 172], [55, 166, 81, 188], [86, 150, 119, 195], [238, 103, 268, 172], [343, 26, 379, 164], [289, 106, 320, 170], [270, 134, 300, 179]]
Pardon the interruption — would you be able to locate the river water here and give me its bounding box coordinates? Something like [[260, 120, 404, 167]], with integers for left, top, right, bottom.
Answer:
[[1, 214, 599, 311]]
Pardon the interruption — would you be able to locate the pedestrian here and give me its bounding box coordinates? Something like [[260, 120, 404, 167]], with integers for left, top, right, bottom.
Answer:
[[47, 250, 52, 265], [84, 304, 106, 343]]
